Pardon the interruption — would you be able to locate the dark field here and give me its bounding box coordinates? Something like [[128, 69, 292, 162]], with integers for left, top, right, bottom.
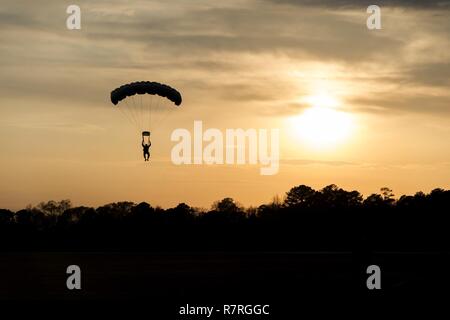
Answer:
[[2, 191, 450, 315], [1, 251, 448, 316], [1, 251, 352, 301]]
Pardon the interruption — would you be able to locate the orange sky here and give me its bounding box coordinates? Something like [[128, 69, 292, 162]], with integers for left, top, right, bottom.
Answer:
[[1, 0, 449, 210]]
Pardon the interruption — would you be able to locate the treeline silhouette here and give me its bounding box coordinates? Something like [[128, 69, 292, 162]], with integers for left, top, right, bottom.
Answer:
[[0, 184, 449, 251]]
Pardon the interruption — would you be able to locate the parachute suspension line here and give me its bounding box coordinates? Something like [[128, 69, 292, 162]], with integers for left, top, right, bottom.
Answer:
[[131, 95, 141, 131], [131, 95, 139, 130], [154, 100, 174, 131], [153, 99, 165, 131], [131, 97, 141, 129], [124, 99, 134, 127], [131, 96, 141, 129], [124, 98, 139, 129], [150, 94, 154, 131], [138, 95, 144, 131], [117, 104, 136, 130], [155, 95, 162, 128], [139, 94, 143, 130], [139, 94, 144, 130], [147, 94, 153, 132], [151, 94, 157, 130]]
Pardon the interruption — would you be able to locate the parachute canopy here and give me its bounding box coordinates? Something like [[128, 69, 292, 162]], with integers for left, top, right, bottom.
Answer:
[[111, 81, 182, 106], [110, 81, 182, 133]]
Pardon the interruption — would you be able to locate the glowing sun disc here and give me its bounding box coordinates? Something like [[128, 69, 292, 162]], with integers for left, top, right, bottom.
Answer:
[[293, 106, 354, 148]]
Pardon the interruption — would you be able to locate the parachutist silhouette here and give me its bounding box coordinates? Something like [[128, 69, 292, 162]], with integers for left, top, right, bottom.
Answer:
[[110, 82, 182, 161], [142, 138, 151, 161]]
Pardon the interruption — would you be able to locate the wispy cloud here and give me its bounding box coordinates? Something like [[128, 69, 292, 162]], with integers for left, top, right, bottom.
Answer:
[[4, 121, 106, 134], [281, 159, 357, 166], [265, 0, 450, 9]]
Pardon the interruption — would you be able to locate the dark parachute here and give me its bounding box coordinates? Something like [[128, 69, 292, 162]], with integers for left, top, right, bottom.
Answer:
[[110, 81, 182, 106], [110, 81, 182, 133]]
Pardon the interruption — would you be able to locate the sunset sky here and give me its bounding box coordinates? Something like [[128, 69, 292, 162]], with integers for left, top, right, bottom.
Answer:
[[1, 0, 449, 210]]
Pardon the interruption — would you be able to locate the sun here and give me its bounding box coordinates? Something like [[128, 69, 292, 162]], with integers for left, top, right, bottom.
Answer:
[[291, 94, 354, 149]]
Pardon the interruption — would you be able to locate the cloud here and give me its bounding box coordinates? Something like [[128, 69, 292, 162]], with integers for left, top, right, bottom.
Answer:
[[281, 159, 357, 166], [0, 0, 449, 118], [4, 120, 106, 134], [265, 0, 450, 9], [0, 1, 404, 64], [403, 63, 450, 87], [350, 93, 450, 115]]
